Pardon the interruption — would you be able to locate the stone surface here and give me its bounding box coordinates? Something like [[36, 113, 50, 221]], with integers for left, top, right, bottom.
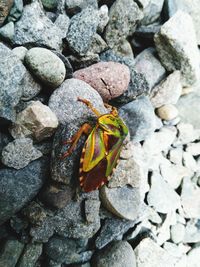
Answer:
[[17, 243, 43, 267], [14, 1, 63, 50], [187, 246, 200, 267], [175, 123, 199, 146], [147, 172, 181, 213], [41, 0, 58, 10], [0, 43, 26, 122], [54, 13, 70, 38], [170, 223, 185, 244], [1, 137, 42, 169], [0, 21, 14, 42], [12, 46, 27, 61], [66, 7, 99, 55], [119, 96, 156, 142], [154, 11, 200, 87], [140, 0, 165, 25], [183, 219, 200, 243], [156, 104, 179, 121], [0, 158, 49, 225], [10, 101, 59, 141], [105, 0, 143, 48], [25, 48, 66, 87], [186, 142, 200, 156], [134, 47, 166, 89], [93, 241, 136, 267], [21, 70, 42, 101], [100, 185, 141, 220], [0, 0, 13, 26], [65, 0, 98, 16], [7, 0, 23, 22], [73, 62, 130, 101], [150, 71, 182, 108]]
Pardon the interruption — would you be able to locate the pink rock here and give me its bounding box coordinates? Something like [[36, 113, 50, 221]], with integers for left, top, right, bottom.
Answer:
[[73, 61, 130, 101]]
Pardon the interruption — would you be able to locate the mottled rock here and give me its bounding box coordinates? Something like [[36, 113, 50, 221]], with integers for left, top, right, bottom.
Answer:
[[14, 1, 63, 50], [0, 43, 26, 122], [184, 219, 200, 243], [54, 13, 70, 39], [93, 241, 136, 267], [156, 104, 179, 121], [68, 53, 100, 71], [0, 158, 49, 225], [0, 132, 11, 155], [140, 0, 164, 25], [119, 96, 156, 142], [0, 238, 24, 267], [21, 70, 42, 100], [1, 137, 42, 169], [170, 223, 185, 244], [175, 123, 199, 146], [0, 21, 14, 42], [150, 71, 182, 108], [147, 172, 180, 213], [12, 46, 27, 62], [88, 33, 108, 55], [65, 0, 98, 16], [7, 0, 23, 22], [66, 7, 99, 55], [186, 142, 200, 156], [74, 62, 130, 101], [187, 246, 200, 267], [98, 4, 109, 33], [10, 101, 58, 141], [105, 0, 143, 48], [25, 48, 66, 87], [41, 0, 58, 10], [85, 199, 100, 223], [0, 0, 13, 26], [154, 11, 200, 87], [100, 185, 141, 220], [17, 243, 43, 267], [134, 47, 166, 89]]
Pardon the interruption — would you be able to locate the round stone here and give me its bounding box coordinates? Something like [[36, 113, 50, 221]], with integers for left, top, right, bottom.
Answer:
[[25, 47, 66, 87], [170, 223, 185, 244], [12, 46, 27, 62], [156, 104, 179, 121]]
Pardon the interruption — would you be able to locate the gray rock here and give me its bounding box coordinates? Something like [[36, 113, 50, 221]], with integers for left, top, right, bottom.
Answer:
[[0, 158, 49, 225], [0, 132, 11, 155], [93, 241, 136, 267], [0, 0, 13, 26], [25, 48, 66, 87], [187, 246, 200, 267], [89, 33, 108, 55], [135, 22, 161, 39], [100, 185, 141, 220], [68, 53, 100, 71], [95, 218, 136, 249], [170, 223, 185, 244], [184, 219, 200, 243], [41, 0, 58, 10], [150, 71, 182, 108], [54, 13, 70, 38], [105, 0, 143, 48], [12, 46, 27, 62], [0, 238, 24, 267], [17, 243, 43, 267], [1, 137, 42, 169], [175, 122, 199, 146], [14, 1, 63, 50], [0, 43, 26, 122], [119, 96, 156, 142], [134, 47, 166, 90], [85, 199, 100, 223], [98, 4, 109, 33], [154, 11, 200, 87], [140, 0, 164, 25], [147, 172, 181, 213], [65, 0, 98, 16], [66, 7, 99, 55], [0, 21, 14, 42], [112, 39, 134, 59], [44, 236, 93, 264]]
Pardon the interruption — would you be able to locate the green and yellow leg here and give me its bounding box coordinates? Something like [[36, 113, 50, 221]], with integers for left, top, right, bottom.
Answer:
[[77, 97, 102, 117]]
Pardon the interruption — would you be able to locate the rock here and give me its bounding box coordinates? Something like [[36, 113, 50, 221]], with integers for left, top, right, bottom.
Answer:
[[112, 39, 134, 59], [0, 21, 14, 42], [54, 13, 70, 39], [156, 104, 179, 121], [0, 0, 13, 26], [65, 0, 98, 16], [186, 142, 200, 156], [0, 132, 11, 155], [177, 92, 200, 129], [73, 62, 130, 101], [100, 185, 141, 220], [88, 33, 108, 55], [1, 137, 42, 169], [140, 0, 165, 25], [44, 236, 93, 264], [85, 199, 100, 223], [135, 238, 176, 267], [183, 151, 198, 171], [154, 11, 200, 87], [25, 48, 66, 87], [150, 71, 182, 108], [162, 242, 188, 267], [0, 158, 49, 225], [95, 218, 136, 249], [48, 78, 106, 125], [7, 0, 23, 22], [0, 43, 26, 122], [14, 1, 63, 50], [0, 238, 24, 267], [12, 46, 27, 62], [184, 219, 200, 243], [175, 123, 199, 146], [68, 53, 100, 71], [17, 243, 43, 267], [98, 4, 109, 33], [10, 101, 59, 141], [134, 47, 166, 90], [170, 223, 186, 244], [41, 0, 58, 10], [93, 241, 136, 267], [187, 246, 200, 267], [168, 147, 183, 164], [181, 177, 200, 219], [147, 172, 181, 213], [66, 7, 99, 55], [119, 96, 156, 142], [104, 0, 143, 48]]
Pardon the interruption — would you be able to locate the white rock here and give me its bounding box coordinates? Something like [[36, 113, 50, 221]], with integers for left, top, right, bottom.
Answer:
[[187, 246, 200, 267], [157, 211, 176, 245], [169, 147, 183, 165], [184, 219, 200, 243], [156, 104, 179, 121], [170, 223, 186, 244], [186, 142, 200, 156], [183, 151, 198, 171], [174, 123, 199, 146]]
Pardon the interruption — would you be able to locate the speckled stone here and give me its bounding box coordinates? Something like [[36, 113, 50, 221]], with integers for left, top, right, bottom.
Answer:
[[0, 0, 13, 26], [156, 104, 179, 121], [12, 46, 27, 62], [17, 243, 43, 267], [73, 62, 130, 101]]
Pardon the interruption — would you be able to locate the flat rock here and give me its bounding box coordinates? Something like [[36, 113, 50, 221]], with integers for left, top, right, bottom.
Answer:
[[73, 62, 130, 101], [0, 21, 15, 42], [168, 147, 183, 165], [66, 7, 99, 55], [154, 11, 200, 87], [0, 158, 49, 225], [183, 219, 200, 243], [175, 123, 199, 146], [25, 48, 66, 87], [10, 101, 58, 141], [150, 71, 182, 108], [105, 0, 143, 48], [140, 0, 165, 25], [17, 243, 43, 267], [14, 1, 63, 50], [119, 96, 156, 142], [186, 142, 200, 156], [134, 47, 166, 90], [170, 223, 186, 244], [100, 185, 141, 220], [147, 172, 181, 214], [93, 241, 136, 267], [0, 0, 13, 26], [187, 246, 200, 267], [0, 43, 26, 122]]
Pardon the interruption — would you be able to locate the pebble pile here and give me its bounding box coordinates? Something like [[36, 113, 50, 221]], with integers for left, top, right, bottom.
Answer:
[[0, 0, 200, 266]]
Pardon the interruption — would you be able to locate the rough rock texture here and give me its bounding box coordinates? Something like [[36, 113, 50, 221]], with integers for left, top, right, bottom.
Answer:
[[140, 0, 165, 25], [0, 0, 13, 26], [17, 243, 43, 267]]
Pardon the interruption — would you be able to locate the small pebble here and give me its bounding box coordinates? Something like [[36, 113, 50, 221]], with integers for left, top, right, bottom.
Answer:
[[156, 104, 179, 121], [170, 223, 185, 244], [12, 46, 28, 62]]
